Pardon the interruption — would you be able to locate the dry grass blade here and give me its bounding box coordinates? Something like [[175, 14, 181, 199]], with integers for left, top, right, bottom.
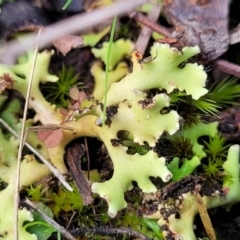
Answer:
[[24, 124, 74, 143], [195, 193, 216, 240], [24, 198, 76, 240], [0, 0, 147, 64], [14, 29, 42, 240]]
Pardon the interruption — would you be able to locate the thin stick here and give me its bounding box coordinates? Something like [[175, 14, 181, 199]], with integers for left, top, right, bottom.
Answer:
[[24, 198, 76, 240], [26, 124, 74, 132], [13, 29, 41, 240], [84, 137, 90, 180], [134, 3, 161, 54], [23, 124, 74, 144], [129, 11, 171, 38], [70, 226, 151, 239], [66, 211, 76, 230], [0, 118, 73, 191], [0, 0, 147, 64], [214, 59, 240, 78]]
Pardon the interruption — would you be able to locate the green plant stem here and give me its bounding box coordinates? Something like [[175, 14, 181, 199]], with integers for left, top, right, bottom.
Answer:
[[102, 14, 118, 125], [62, 0, 72, 10]]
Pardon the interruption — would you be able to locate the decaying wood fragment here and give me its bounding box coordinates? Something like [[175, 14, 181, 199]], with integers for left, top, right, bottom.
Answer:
[[65, 141, 94, 205], [163, 0, 230, 62]]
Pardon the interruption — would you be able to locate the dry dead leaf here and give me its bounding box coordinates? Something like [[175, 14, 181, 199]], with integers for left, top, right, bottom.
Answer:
[[69, 87, 80, 101], [0, 73, 16, 92], [53, 34, 84, 55], [69, 88, 87, 110], [78, 91, 87, 102], [38, 128, 63, 148]]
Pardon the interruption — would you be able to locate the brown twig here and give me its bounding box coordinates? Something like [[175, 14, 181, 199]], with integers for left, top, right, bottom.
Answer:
[[23, 198, 76, 240], [134, 3, 162, 54], [129, 11, 171, 38], [69, 227, 152, 240], [214, 59, 240, 78], [65, 141, 94, 205], [66, 211, 77, 230]]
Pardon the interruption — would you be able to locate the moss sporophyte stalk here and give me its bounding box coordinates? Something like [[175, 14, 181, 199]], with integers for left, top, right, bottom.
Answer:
[[0, 42, 239, 240]]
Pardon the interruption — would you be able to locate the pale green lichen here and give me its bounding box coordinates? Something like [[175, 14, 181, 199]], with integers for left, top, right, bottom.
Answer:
[[0, 42, 213, 234], [50, 42, 208, 217], [108, 94, 180, 146], [83, 26, 110, 47], [91, 147, 172, 217], [0, 51, 62, 124], [0, 128, 50, 240], [0, 98, 51, 239], [105, 44, 207, 107], [91, 39, 134, 70], [91, 61, 128, 100], [0, 52, 61, 240]]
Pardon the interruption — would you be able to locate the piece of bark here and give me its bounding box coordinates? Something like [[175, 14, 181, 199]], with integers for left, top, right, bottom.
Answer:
[[65, 142, 94, 205], [163, 0, 230, 62], [230, 24, 240, 45]]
